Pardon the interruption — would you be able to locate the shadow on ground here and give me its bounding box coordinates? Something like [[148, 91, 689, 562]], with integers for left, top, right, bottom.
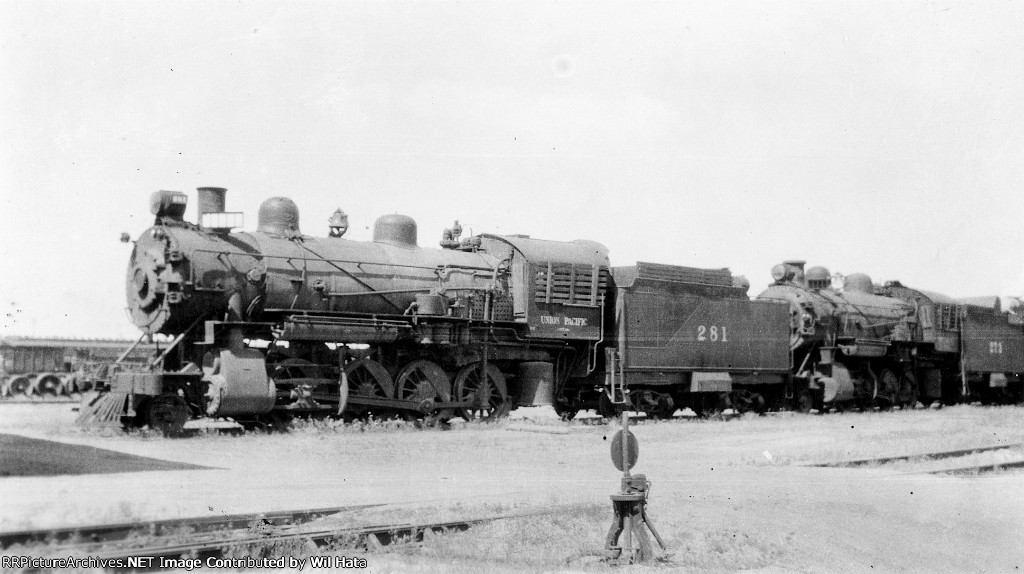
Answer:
[[0, 433, 213, 477]]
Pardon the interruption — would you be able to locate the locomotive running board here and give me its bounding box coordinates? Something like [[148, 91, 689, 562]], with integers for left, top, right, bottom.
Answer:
[[197, 320, 275, 345]]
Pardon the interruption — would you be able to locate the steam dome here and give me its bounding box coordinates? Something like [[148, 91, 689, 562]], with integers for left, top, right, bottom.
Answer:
[[845, 273, 874, 294], [373, 214, 418, 247], [257, 197, 301, 237]]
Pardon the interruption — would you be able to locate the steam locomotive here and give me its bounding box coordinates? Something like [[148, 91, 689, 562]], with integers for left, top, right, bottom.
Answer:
[[758, 261, 1024, 411], [81, 187, 1024, 432]]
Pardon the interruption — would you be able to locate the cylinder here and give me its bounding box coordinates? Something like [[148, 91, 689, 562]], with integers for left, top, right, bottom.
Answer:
[[197, 187, 227, 221], [517, 362, 554, 407]]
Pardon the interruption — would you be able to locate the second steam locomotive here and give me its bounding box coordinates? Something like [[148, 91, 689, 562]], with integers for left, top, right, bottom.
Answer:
[[83, 187, 1024, 432]]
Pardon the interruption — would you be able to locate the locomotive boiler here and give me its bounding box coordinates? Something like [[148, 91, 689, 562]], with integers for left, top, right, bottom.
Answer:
[[90, 187, 612, 432], [757, 260, 1024, 410]]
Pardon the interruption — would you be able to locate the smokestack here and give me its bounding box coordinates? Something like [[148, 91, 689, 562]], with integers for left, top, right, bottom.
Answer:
[[197, 187, 227, 225]]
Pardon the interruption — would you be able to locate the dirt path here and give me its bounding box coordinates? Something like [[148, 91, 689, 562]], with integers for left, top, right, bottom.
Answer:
[[0, 403, 1021, 572]]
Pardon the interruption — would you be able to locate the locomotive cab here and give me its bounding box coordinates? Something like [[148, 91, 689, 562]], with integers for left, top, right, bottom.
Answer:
[[475, 234, 610, 341]]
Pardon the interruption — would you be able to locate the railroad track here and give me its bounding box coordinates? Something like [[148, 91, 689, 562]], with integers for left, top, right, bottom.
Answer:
[[85, 512, 537, 567], [810, 442, 1024, 475], [2, 503, 556, 571], [0, 503, 383, 549], [0, 397, 79, 404]]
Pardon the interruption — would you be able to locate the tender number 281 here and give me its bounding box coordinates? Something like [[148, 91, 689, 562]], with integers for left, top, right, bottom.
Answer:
[[697, 325, 729, 342]]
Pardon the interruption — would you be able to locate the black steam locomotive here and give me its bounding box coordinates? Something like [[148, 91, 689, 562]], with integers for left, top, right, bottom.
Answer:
[[758, 260, 1024, 411], [82, 187, 1024, 432]]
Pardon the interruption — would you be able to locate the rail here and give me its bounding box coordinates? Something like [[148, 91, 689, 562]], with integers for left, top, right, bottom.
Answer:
[[0, 503, 383, 550], [6, 506, 559, 570], [808, 442, 1023, 468]]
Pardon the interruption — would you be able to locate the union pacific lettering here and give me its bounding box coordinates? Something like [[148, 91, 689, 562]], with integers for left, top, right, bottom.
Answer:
[[540, 315, 588, 327]]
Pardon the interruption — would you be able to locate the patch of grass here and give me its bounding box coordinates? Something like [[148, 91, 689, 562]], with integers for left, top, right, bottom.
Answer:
[[395, 503, 610, 569], [286, 415, 419, 434], [354, 501, 791, 572], [276, 413, 526, 436], [670, 528, 786, 571]]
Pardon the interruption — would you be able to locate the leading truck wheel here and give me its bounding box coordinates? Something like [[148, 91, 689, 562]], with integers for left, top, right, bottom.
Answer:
[[454, 363, 508, 422], [145, 395, 189, 436]]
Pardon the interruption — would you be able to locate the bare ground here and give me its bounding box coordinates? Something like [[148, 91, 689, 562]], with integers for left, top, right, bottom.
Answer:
[[0, 403, 1022, 572]]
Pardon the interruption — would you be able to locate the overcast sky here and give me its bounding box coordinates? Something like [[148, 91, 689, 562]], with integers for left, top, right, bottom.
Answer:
[[2, 0, 1023, 338]]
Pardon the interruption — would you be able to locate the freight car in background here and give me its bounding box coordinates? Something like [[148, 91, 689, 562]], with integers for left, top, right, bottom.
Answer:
[[0, 337, 156, 398], [757, 260, 1024, 411]]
